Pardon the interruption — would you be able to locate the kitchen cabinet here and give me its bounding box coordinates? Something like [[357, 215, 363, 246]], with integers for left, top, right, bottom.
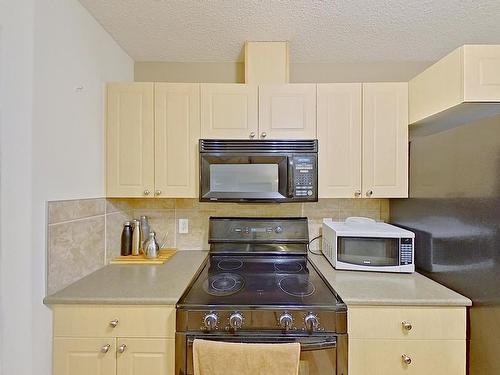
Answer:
[[52, 305, 175, 375], [200, 83, 316, 140], [348, 306, 466, 375], [106, 83, 155, 197], [409, 45, 500, 130], [106, 83, 200, 198], [155, 83, 200, 197], [362, 82, 408, 198], [317, 83, 362, 198], [317, 83, 408, 198], [259, 84, 317, 139], [200, 83, 258, 139]]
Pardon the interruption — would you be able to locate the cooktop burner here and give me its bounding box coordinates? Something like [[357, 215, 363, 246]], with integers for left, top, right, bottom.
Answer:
[[274, 261, 303, 273], [217, 258, 243, 271], [279, 276, 316, 297], [203, 273, 245, 296]]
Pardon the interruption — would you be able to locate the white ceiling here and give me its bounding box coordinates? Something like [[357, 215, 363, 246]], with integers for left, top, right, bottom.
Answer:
[[78, 0, 500, 63]]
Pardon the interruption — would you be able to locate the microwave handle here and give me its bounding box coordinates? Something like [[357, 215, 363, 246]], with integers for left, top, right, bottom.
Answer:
[[287, 157, 295, 198]]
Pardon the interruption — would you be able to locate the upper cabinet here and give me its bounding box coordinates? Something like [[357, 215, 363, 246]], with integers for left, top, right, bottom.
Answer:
[[107, 83, 155, 197], [200, 84, 258, 139], [409, 45, 500, 131], [317, 83, 408, 199], [155, 83, 200, 198], [363, 83, 408, 198], [107, 83, 200, 198], [317, 83, 362, 198], [259, 84, 317, 139], [200, 83, 317, 140]]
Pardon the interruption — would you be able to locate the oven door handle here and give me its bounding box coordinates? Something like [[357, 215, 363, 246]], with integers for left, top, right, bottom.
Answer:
[[187, 336, 336, 352]]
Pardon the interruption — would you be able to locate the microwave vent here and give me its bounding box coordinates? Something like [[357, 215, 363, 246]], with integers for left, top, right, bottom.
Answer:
[[199, 139, 318, 153]]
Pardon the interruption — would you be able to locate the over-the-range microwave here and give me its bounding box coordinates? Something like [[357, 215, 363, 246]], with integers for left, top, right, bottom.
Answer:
[[199, 139, 318, 203], [322, 217, 415, 273]]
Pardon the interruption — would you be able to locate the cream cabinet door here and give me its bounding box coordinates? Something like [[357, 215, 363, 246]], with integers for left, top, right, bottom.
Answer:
[[107, 83, 155, 197], [317, 84, 362, 198], [200, 84, 258, 139], [117, 338, 174, 375], [463, 45, 500, 101], [155, 83, 200, 198], [362, 83, 408, 198], [349, 339, 465, 375], [53, 338, 116, 375], [259, 84, 317, 139]]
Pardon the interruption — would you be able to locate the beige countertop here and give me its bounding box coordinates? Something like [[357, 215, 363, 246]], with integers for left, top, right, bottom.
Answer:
[[309, 253, 472, 307], [44, 250, 208, 305], [44, 249, 471, 307]]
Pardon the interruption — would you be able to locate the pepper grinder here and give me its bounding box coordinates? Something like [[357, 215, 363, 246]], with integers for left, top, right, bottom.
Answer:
[[131, 219, 141, 256]]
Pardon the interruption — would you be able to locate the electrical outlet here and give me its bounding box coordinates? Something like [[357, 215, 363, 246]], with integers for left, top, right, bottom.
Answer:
[[178, 218, 189, 234]]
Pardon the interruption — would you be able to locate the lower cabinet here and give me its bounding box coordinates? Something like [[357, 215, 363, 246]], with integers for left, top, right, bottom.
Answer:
[[348, 306, 467, 375], [52, 305, 175, 375]]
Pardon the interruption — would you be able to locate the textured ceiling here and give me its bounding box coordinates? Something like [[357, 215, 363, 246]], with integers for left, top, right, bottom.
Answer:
[[78, 0, 500, 63]]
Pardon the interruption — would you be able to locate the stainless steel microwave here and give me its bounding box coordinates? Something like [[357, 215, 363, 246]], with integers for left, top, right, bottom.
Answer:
[[199, 139, 318, 203]]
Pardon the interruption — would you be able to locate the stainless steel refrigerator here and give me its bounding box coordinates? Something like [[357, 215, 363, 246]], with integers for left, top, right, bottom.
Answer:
[[391, 115, 500, 374]]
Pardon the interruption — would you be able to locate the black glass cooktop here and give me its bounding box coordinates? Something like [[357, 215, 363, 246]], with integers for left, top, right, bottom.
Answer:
[[177, 255, 343, 309]]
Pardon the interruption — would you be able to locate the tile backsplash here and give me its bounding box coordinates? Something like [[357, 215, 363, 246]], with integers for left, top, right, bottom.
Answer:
[[47, 197, 389, 293]]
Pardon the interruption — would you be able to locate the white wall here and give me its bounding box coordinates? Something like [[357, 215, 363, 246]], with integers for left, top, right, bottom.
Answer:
[[0, 1, 35, 374], [0, 0, 134, 374]]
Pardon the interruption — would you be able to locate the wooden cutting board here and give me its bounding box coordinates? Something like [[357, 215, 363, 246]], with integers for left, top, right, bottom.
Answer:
[[109, 249, 176, 265]]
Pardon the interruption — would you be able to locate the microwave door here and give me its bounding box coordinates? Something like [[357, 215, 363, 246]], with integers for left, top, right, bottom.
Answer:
[[200, 154, 288, 201], [337, 237, 400, 267]]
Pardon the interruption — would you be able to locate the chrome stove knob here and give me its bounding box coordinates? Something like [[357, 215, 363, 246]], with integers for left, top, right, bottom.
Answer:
[[203, 312, 218, 331], [229, 312, 243, 330], [304, 313, 319, 332], [279, 313, 293, 331]]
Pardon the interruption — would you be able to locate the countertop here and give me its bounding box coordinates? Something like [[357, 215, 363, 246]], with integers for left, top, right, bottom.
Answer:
[[44, 250, 471, 307], [309, 253, 472, 307], [44, 250, 208, 305]]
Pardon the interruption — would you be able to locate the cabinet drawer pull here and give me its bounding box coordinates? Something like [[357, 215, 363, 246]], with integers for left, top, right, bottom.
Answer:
[[402, 321, 413, 331], [109, 319, 119, 328], [402, 354, 412, 365], [100, 344, 111, 354], [144, 190, 151, 196], [366, 190, 373, 197], [118, 344, 127, 354]]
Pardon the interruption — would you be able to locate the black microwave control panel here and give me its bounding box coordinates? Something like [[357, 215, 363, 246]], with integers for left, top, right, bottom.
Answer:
[[400, 238, 413, 265], [292, 155, 317, 199]]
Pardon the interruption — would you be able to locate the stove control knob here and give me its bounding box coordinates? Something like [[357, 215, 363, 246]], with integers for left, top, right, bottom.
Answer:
[[203, 313, 218, 331], [304, 313, 319, 332], [229, 312, 243, 330], [279, 313, 293, 331], [275, 226, 283, 233]]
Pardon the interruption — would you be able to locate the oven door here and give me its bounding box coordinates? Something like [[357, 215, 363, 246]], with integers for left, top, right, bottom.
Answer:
[[185, 334, 339, 375], [337, 236, 400, 267], [200, 153, 290, 202]]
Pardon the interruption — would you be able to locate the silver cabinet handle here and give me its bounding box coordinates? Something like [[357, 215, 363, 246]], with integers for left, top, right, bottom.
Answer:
[[109, 319, 119, 328], [118, 344, 127, 354], [402, 321, 413, 331], [155, 190, 162, 196], [402, 354, 412, 365], [366, 190, 373, 197], [354, 190, 361, 197], [100, 344, 111, 354], [261, 132, 267, 138], [144, 190, 150, 196], [250, 132, 256, 138]]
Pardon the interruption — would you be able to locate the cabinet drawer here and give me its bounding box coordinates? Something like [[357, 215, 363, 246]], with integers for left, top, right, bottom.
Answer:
[[348, 306, 466, 340], [349, 339, 466, 375], [53, 305, 175, 338]]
